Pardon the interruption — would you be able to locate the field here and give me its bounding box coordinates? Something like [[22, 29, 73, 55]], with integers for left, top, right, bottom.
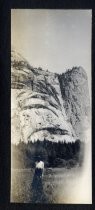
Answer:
[[11, 167, 83, 203]]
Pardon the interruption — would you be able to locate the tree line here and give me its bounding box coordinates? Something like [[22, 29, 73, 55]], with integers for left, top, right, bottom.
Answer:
[[11, 139, 84, 169]]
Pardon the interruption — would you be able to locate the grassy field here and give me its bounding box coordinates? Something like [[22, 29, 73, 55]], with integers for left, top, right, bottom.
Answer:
[[11, 167, 82, 203]]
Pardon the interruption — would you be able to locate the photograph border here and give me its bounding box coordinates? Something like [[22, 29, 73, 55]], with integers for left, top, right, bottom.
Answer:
[[0, 0, 94, 210]]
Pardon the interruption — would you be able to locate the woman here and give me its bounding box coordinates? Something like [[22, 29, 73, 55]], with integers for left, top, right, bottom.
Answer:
[[31, 157, 46, 203]]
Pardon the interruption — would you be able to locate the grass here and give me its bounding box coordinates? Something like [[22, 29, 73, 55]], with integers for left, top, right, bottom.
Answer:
[[11, 167, 82, 203]]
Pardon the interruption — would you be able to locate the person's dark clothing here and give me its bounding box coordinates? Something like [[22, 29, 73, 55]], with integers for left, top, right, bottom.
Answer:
[[34, 168, 43, 177], [31, 168, 47, 203]]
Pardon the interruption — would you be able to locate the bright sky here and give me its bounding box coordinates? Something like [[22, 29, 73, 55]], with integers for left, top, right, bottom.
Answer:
[[11, 9, 92, 91]]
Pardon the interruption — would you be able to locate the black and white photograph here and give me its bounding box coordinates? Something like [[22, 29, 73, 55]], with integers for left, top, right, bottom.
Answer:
[[11, 9, 92, 204]]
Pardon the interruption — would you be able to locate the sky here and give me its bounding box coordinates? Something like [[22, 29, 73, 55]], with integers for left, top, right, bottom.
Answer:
[[11, 9, 92, 90]]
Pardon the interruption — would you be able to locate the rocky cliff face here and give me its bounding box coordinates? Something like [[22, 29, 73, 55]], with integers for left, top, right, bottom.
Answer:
[[58, 68, 91, 142], [11, 50, 90, 144]]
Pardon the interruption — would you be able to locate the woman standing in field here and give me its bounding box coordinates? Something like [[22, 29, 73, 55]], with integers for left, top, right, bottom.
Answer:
[[31, 156, 46, 203]]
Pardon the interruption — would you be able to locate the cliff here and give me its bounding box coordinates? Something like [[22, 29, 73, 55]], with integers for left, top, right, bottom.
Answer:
[[11, 50, 90, 144]]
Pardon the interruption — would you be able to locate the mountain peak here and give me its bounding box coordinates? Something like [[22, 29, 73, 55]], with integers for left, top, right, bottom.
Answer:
[[11, 50, 90, 144]]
